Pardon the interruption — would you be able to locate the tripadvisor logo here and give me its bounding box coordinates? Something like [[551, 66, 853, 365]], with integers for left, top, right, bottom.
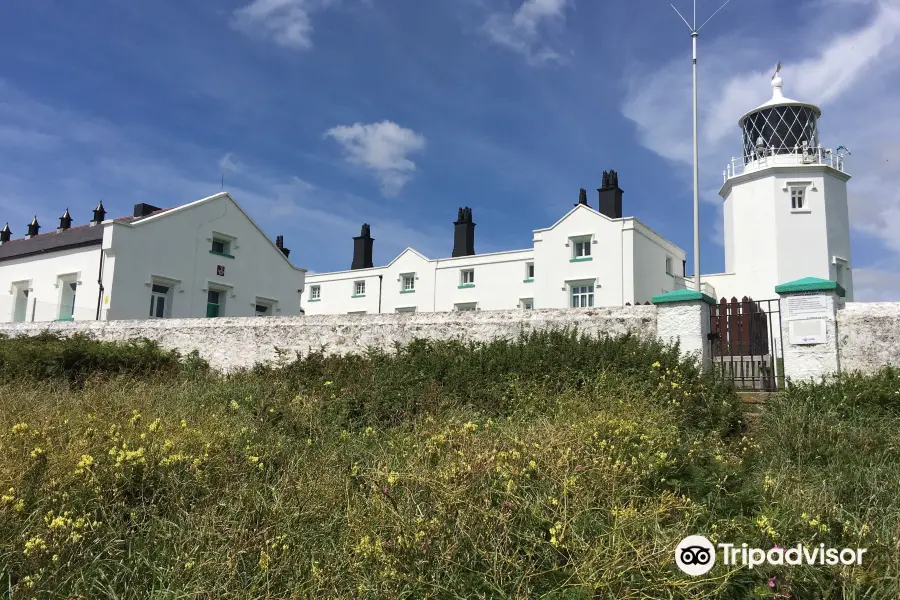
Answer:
[[675, 535, 868, 576]]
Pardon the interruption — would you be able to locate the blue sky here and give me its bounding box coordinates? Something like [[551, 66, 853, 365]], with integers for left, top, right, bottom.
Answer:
[[2, 0, 899, 299]]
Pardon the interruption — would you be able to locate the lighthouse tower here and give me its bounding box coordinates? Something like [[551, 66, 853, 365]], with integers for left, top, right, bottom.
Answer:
[[716, 68, 853, 301]]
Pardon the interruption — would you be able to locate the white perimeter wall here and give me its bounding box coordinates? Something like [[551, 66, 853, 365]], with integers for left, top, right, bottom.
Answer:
[[838, 302, 900, 374], [0, 306, 658, 372]]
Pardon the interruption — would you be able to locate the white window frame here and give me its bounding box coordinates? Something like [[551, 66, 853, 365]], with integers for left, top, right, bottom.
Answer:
[[520, 298, 534, 309], [401, 273, 416, 291], [354, 280, 366, 296], [204, 282, 233, 318], [454, 302, 478, 312], [525, 263, 534, 280], [569, 281, 595, 308], [785, 181, 811, 213], [571, 236, 592, 259], [460, 269, 475, 285], [309, 285, 321, 300], [210, 231, 237, 256], [665, 256, 674, 275], [253, 297, 277, 317]]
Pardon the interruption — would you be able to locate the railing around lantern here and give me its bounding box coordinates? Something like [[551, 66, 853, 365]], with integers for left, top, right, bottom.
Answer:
[[723, 145, 846, 182]]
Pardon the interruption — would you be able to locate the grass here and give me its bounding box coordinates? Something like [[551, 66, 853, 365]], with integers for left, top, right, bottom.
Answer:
[[0, 332, 898, 598]]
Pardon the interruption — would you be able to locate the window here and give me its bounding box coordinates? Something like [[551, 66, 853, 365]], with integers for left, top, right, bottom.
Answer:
[[12, 282, 29, 323], [255, 304, 270, 316], [354, 281, 366, 296], [520, 298, 534, 309], [58, 276, 78, 320], [571, 237, 592, 261], [460, 269, 475, 286], [396, 306, 416, 313], [207, 289, 223, 318], [309, 286, 321, 300], [525, 263, 535, 280], [348, 310, 366, 315], [402, 274, 416, 292], [455, 302, 477, 312], [211, 237, 232, 256], [790, 188, 805, 210], [149, 284, 170, 318], [665, 256, 674, 275], [571, 284, 594, 308]]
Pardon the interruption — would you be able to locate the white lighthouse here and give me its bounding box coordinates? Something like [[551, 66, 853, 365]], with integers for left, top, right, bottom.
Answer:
[[706, 67, 853, 302]]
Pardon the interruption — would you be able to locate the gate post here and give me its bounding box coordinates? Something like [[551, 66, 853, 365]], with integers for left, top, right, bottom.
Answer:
[[775, 277, 844, 384], [652, 289, 716, 369]]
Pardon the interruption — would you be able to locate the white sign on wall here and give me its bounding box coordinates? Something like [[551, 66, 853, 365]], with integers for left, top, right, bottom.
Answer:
[[789, 318, 827, 345], [785, 295, 829, 321]]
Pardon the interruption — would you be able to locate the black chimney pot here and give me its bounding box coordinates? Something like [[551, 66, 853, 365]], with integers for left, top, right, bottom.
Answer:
[[275, 235, 291, 258], [575, 188, 589, 207], [597, 170, 623, 219], [351, 224, 374, 269], [0, 223, 11, 244], [133, 202, 162, 218], [92, 201, 107, 225], [26, 216, 40, 238], [452, 207, 475, 257], [58, 208, 73, 232]]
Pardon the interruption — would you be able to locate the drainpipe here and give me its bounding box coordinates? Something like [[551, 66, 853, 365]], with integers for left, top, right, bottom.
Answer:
[[95, 249, 105, 320], [377, 275, 383, 314]]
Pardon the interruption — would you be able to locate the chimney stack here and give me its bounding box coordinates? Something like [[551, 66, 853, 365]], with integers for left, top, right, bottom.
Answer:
[[26, 216, 40, 239], [133, 203, 161, 218], [452, 207, 475, 257], [58, 208, 73, 233], [597, 170, 623, 219], [351, 224, 374, 269], [91, 201, 106, 226], [575, 188, 589, 207], [0, 223, 10, 245], [275, 235, 291, 258]]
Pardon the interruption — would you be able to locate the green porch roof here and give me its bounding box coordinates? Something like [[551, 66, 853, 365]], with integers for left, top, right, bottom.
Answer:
[[775, 277, 846, 297], [651, 289, 716, 305]]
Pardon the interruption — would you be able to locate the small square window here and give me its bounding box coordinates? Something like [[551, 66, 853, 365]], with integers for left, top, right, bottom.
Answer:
[[526, 263, 535, 279], [520, 298, 534, 309], [460, 269, 475, 285], [455, 302, 477, 312], [572, 238, 591, 258], [665, 257, 673, 275], [402, 274, 416, 291], [255, 304, 270, 316], [790, 188, 805, 210], [310, 286, 321, 300], [354, 281, 366, 296], [212, 238, 231, 255], [396, 306, 416, 313]]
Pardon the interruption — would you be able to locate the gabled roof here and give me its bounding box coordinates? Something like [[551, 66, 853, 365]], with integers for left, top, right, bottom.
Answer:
[[533, 203, 614, 233], [116, 191, 306, 272], [386, 247, 431, 267]]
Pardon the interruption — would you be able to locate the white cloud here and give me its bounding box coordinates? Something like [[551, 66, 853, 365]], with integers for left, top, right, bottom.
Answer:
[[230, 0, 332, 50], [324, 120, 426, 196], [620, 0, 900, 299], [483, 0, 569, 65], [852, 267, 900, 301], [219, 152, 244, 173]]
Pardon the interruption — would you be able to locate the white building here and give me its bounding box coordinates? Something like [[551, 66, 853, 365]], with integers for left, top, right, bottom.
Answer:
[[702, 71, 854, 302], [0, 192, 307, 322], [305, 173, 690, 314]]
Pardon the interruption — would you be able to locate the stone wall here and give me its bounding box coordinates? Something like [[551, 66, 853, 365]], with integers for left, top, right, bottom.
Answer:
[[837, 302, 900, 374], [0, 307, 657, 372]]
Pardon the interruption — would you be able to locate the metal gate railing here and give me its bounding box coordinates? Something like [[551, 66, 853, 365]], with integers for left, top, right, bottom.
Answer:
[[707, 297, 785, 390]]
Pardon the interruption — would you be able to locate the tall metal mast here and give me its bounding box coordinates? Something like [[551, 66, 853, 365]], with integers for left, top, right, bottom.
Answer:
[[671, 0, 734, 292]]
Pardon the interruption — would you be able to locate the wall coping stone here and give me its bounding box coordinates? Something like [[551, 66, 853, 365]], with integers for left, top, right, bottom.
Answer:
[[651, 289, 716, 305], [775, 277, 845, 297]]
